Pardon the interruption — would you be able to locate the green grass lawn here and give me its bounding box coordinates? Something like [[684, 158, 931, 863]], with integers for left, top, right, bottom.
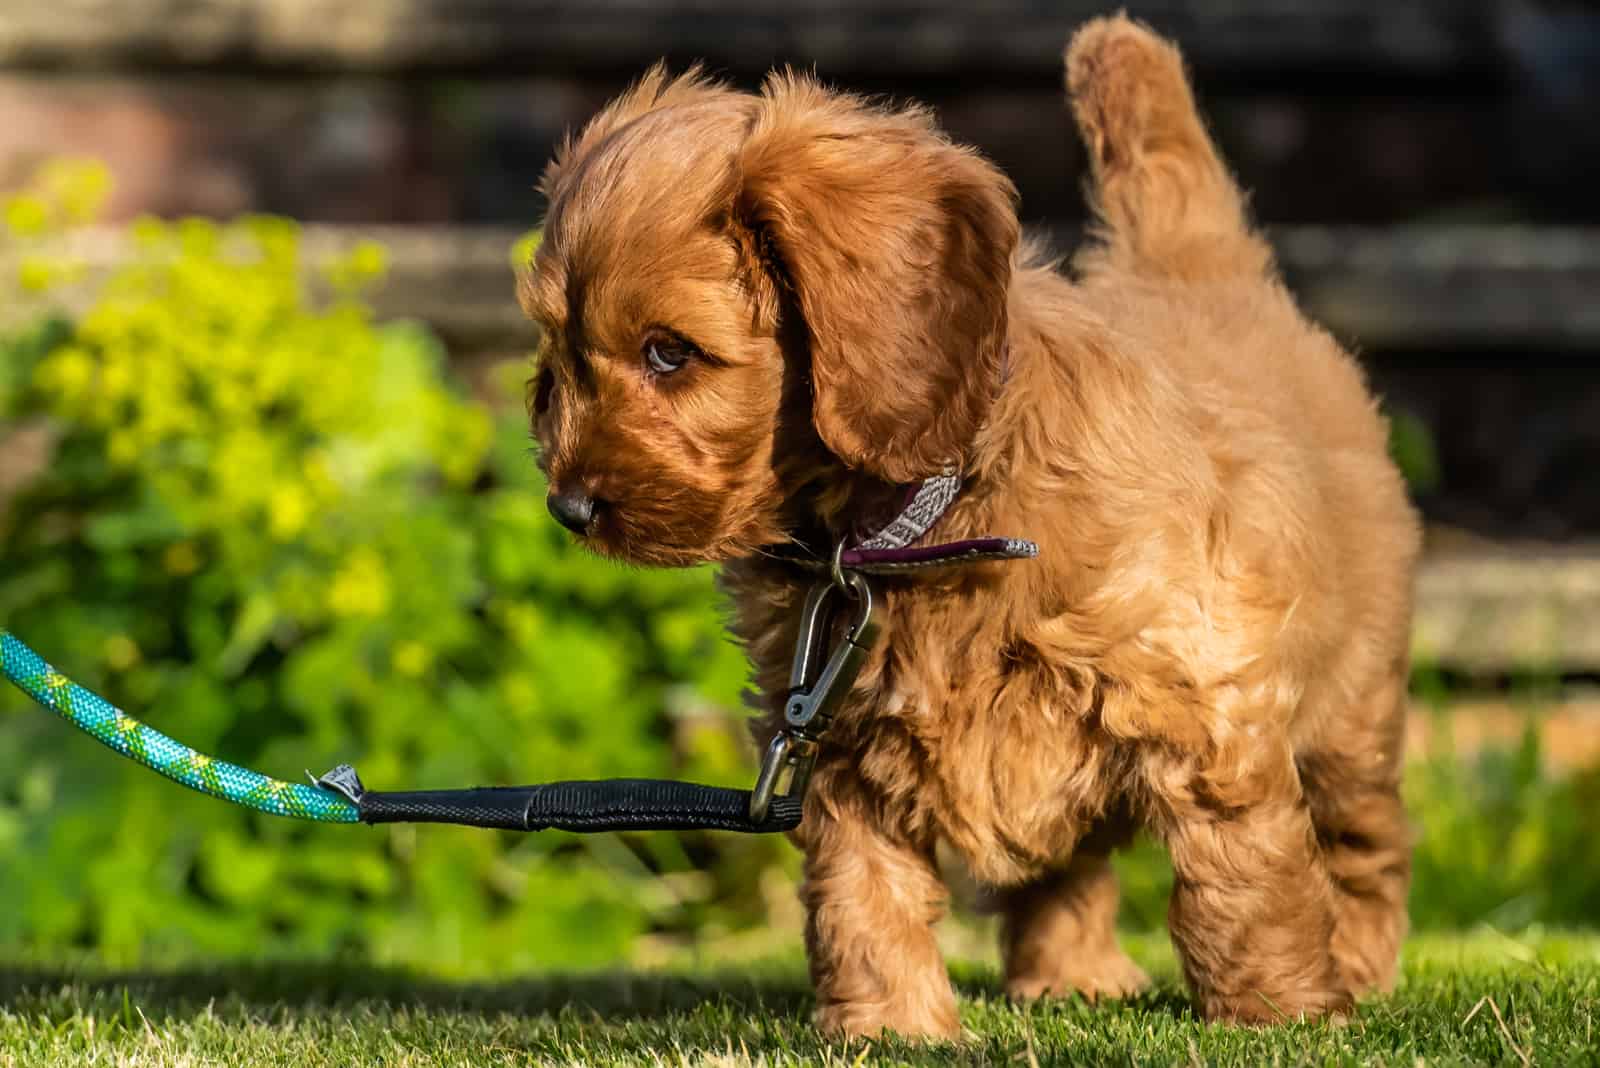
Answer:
[[2, 931, 1596, 1066]]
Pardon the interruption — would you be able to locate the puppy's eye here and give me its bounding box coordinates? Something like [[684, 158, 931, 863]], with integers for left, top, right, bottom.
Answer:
[[643, 337, 693, 376]]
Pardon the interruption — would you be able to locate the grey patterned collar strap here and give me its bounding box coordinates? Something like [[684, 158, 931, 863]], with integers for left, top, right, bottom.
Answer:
[[854, 472, 963, 551]]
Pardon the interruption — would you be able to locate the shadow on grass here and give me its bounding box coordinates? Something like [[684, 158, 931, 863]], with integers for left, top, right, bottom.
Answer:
[[0, 960, 817, 1025], [0, 961, 1225, 1066], [0, 958, 1211, 1040], [949, 970, 1196, 1020]]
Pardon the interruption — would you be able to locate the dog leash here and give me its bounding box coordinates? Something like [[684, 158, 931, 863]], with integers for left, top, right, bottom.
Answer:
[[1, 477, 1035, 836], [0, 625, 804, 832]]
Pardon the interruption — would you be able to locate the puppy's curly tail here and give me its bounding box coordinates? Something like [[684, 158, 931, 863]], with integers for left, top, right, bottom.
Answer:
[[1066, 15, 1273, 280]]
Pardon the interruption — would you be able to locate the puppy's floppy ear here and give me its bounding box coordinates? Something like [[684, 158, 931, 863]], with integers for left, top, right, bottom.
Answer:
[[734, 73, 1019, 483]]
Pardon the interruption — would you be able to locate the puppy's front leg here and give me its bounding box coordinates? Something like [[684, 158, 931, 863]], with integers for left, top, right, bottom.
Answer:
[[799, 784, 959, 1040]]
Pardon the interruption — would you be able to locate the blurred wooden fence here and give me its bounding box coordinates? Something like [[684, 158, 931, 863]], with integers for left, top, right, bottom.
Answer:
[[0, 2, 1495, 79]]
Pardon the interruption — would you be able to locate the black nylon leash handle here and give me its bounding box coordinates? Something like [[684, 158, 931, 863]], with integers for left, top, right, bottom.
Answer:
[[316, 767, 803, 834]]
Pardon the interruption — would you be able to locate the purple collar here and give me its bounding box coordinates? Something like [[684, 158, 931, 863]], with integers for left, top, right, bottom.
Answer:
[[774, 471, 1038, 576]]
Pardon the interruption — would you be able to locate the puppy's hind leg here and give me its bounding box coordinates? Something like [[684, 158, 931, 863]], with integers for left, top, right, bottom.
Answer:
[[1150, 737, 1352, 1023], [1299, 670, 1414, 996], [995, 853, 1151, 1004], [1065, 15, 1272, 280]]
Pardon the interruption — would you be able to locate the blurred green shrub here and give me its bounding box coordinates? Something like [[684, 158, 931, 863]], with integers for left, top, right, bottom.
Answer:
[[0, 163, 786, 972], [1405, 711, 1600, 931], [1388, 407, 1441, 495]]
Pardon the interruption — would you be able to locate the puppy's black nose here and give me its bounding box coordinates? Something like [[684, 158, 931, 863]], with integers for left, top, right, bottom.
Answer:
[[547, 489, 596, 535]]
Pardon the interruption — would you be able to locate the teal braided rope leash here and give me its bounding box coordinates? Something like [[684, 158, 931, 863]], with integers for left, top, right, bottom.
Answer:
[[0, 629, 359, 823]]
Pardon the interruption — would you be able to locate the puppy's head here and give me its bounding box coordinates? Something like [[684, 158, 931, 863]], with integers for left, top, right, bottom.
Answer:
[[523, 65, 1018, 566]]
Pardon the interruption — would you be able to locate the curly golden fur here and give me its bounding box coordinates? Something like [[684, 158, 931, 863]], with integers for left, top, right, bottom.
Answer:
[[524, 14, 1421, 1039]]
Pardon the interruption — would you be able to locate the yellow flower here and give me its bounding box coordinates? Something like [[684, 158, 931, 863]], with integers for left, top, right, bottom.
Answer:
[[17, 257, 56, 293], [211, 378, 250, 421], [107, 429, 139, 467], [328, 548, 392, 618], [349, 240, 388, 281], [35, 346, 95, 405], [327, 240, 389, 292], [130, 215, 169, 250], [301, 449, 338, 497], [213, 430, 276, 507], [391, 641, 433, 678], [49, 158, 111, 224], [99, 353, 137, 406], [267, 483, 311, 540], [140, 389, 201, 440], [4, 195, 48, 237], [177, 217, 220, 258]]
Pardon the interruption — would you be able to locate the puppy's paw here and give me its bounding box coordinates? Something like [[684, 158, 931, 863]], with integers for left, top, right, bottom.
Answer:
[[814, 999, 962, 1042], [1199, 986, 1356, 1027], [1005, 948, 1151, 1004]]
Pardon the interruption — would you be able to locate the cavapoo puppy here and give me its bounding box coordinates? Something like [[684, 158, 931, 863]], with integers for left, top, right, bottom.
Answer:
[[523, 14, 1420, 1039]]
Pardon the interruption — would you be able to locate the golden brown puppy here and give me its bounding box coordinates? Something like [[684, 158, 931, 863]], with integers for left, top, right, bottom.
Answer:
[[523, 14, 1420, 1039]]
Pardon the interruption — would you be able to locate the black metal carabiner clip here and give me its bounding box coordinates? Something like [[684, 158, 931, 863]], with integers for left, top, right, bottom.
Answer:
[[748, 570, 881, 824], [783, 571, 880, 734]]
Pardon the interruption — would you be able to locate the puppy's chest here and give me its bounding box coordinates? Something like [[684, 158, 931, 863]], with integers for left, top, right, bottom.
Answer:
[[732, 567, 1114, 880], [850, 644, 1108, 882]]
